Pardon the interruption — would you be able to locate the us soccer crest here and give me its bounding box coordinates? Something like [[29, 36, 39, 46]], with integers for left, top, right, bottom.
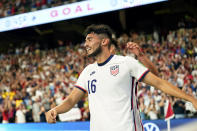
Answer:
[[110, 65, 119, 76]]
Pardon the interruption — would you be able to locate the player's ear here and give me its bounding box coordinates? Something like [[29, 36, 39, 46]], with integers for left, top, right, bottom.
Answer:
[[101, 38, 110, 46]]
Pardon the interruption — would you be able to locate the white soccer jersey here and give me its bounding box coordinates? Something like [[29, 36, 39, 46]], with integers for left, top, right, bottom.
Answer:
[[75, 55, 149, 131]]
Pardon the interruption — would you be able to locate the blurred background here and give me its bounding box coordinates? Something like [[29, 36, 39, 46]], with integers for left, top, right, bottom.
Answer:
[[0, 0, 197, 130]]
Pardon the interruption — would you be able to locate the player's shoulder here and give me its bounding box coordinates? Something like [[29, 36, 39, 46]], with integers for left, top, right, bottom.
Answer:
[[82, 62, 97, 72], [113, 55, 136, 63], [78, 63, 96, 77]]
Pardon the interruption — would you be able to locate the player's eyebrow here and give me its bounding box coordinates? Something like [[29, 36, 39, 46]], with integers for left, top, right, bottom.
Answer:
[[85, 36, 93, 41]]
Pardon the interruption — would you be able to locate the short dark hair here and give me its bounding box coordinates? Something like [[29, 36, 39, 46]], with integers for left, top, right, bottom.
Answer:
[[84, 24, 114, 40]]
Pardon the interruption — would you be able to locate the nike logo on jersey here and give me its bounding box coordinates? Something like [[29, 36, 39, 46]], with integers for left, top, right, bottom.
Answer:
[[110, 65, 119, 76], [90, 71, 96, 76]]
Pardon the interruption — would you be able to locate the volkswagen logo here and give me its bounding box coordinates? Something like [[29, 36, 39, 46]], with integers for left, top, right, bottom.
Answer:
[[143, 122, 160, 131]]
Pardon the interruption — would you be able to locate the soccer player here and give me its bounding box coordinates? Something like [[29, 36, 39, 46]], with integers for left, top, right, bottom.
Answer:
[[45, 24, 197, 131]]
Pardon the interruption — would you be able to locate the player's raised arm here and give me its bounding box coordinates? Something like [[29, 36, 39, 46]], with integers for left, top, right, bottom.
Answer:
[[142, 72, 197, 109], [127, 42, 159, 76], [45, 88, 86, 123]]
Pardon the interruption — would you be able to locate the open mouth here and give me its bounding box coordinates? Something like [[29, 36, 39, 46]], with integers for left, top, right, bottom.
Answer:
[[86, 47, 91, 52]]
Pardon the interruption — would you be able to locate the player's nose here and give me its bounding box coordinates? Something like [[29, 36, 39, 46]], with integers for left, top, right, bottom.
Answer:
[[84, 41, 89, 48]]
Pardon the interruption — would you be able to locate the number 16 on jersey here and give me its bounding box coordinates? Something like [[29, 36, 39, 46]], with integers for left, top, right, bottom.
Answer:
[[88, 79, 97, 94]]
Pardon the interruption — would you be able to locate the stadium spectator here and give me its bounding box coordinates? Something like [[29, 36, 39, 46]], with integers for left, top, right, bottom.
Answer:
[[39, 105, 46, 122], [146, 98, 160, 120], [8, 103, 16, 123], [138, 96, 146, 120], [25, 100, 34, 122], [158, 93, 166, 119], [1, 97, 9, 123], [15, 103, 26, 123], [173, 98, 186, 119], [32, 98, 41, 122], [42, 93, 51, 112]]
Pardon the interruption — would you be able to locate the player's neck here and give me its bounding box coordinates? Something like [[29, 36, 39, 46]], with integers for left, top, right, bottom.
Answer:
[[96, 50, 111, 64]]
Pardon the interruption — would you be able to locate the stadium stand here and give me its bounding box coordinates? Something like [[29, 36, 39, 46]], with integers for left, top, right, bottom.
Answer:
[[0, 24, 197, 123]]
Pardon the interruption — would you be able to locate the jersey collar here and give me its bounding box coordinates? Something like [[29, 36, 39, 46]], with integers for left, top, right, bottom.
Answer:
[[97, 55, 114, 66]]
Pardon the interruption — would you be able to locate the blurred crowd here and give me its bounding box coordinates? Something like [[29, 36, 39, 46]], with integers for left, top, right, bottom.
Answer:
[[0, 0, 85, 18], [0, 26, 197, 124]]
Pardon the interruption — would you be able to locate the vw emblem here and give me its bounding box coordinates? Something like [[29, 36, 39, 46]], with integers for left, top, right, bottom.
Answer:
[[143, 123, 160, 131]]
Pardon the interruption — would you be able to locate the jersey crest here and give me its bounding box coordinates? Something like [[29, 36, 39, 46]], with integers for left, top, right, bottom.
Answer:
[[110, 65, 119, 76]]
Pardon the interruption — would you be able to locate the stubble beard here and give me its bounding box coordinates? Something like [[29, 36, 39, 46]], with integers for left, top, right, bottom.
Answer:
[[87, 44, 102, 58]]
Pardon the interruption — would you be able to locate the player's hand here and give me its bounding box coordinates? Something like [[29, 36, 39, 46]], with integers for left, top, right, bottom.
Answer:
[[126, 42, 143, 57], [45, 109, 57, 123], [191, 98, 197, 110]]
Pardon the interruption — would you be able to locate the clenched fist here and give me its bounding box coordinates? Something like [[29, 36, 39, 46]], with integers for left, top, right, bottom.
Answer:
[[45, 109, 57, 123], [126, 42, 144, 57]]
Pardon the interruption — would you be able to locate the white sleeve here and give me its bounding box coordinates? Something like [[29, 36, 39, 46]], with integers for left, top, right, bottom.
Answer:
[[74, 67, 88, 93], [16, 111, 19, 117], [125, 56, 149, 82]]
